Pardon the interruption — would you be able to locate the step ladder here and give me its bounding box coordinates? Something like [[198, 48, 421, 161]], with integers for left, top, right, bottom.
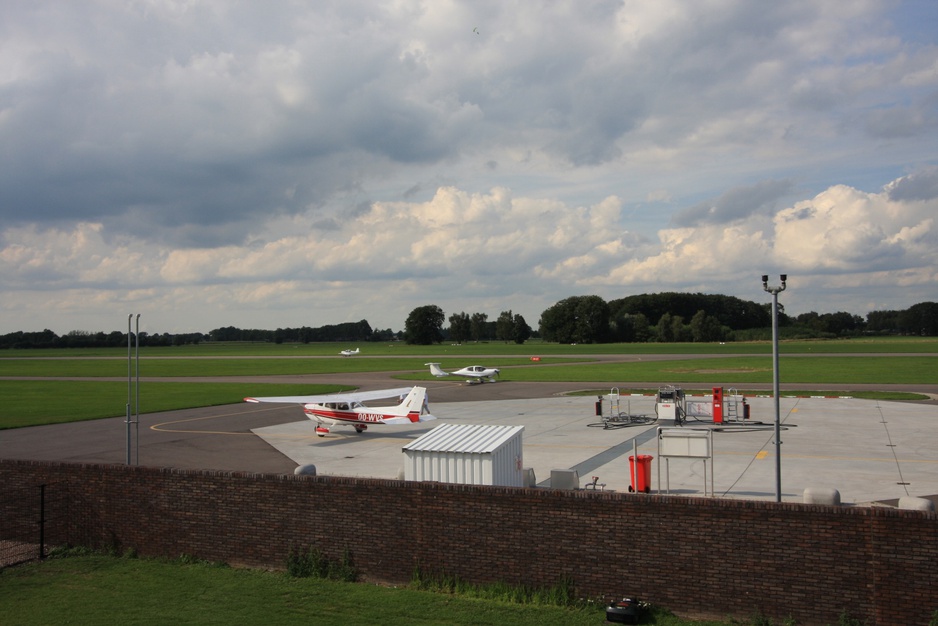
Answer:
[[725, 387, 739, 421]]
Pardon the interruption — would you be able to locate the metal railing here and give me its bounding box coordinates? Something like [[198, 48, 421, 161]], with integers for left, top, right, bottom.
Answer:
[[0, 483, 69, 569]]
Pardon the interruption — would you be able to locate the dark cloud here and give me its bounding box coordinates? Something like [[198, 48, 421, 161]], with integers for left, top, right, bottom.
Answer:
[[863, 104, 935, 139], [886, 166, 938, 202], [672, 180, 795, 227]]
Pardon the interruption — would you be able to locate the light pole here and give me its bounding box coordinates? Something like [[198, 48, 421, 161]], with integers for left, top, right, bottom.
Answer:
[[126, 314, 133, 465], [762, 274, 787, 502], [135, 313, 140, 466], [126, 313, 141, 465]]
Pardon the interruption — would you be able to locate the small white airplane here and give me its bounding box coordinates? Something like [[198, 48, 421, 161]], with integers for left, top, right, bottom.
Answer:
[[426, 362, 500, 384], [244, 386, 435, 437], [339, 348, 360, 356]]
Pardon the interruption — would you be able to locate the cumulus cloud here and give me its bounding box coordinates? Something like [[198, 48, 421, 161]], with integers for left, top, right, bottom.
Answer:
[[3, 173, 937, 333], [595, 177, 937, 312]]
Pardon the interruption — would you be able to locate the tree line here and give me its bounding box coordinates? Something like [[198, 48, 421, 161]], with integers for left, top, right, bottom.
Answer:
[[208, 321, 396, 344], [0, 320, 394, 350], [1, 296, 935, 349], [403, 307, 532, 345], [402, 295, 938, 345]]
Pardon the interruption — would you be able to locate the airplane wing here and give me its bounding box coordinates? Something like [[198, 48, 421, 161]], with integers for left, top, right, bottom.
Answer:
[[244, 386, 417, 405]]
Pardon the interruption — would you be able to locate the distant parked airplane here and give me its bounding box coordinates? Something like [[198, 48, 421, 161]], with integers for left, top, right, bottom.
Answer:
[[426, 363, 500, 384]]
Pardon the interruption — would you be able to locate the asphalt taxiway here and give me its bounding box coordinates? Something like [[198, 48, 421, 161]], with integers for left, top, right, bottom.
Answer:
[[251, 390, 938, 504], [2, 377, 936, 505]]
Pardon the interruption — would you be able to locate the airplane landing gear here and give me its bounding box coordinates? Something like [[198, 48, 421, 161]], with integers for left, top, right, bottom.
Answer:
[[355, 425, 368, 433], [316, 427, 329, 437]]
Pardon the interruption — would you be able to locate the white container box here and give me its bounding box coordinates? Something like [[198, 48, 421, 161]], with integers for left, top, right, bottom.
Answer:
[[402, 423, 525, 486]]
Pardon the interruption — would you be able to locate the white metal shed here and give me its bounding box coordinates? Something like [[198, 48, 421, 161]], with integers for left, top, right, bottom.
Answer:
[[402, 423, 524, 486]]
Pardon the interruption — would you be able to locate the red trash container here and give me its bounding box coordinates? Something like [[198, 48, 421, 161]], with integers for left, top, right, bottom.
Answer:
[[628, 455, 653, 493]]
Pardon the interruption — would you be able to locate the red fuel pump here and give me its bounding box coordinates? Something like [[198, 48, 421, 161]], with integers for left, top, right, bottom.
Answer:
[[712, 386, 724, 424]]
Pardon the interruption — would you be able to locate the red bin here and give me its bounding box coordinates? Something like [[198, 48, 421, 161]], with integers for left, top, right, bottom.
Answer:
[[628, 455, 653, 493]]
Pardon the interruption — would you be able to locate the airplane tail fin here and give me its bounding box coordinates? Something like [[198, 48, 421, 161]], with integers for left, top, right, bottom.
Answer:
[[426, 362, 449, 377], [384, 386, 436, 424]]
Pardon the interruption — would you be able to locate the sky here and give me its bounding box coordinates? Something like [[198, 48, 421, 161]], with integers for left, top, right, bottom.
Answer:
[[1, 0, 937, 336]]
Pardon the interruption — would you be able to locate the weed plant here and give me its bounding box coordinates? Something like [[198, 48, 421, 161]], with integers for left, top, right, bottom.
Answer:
[[286, 545, 357, 582], [410, 566, 581, 608]]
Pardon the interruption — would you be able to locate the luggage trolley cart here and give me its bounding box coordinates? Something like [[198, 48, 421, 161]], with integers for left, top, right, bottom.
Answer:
[[592, 388, 656, 430]]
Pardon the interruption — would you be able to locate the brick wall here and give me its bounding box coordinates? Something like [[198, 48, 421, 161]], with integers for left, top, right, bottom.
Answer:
[[2, 459, 935, 625]]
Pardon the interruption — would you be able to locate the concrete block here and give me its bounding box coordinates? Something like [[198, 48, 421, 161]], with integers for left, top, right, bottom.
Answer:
[[803, 487, 841, 505], [294, 464, 317, 476], [898, 496, 934, 511], [550, 468, 579, 490]]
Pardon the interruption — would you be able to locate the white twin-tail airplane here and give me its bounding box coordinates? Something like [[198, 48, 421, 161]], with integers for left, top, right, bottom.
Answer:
[[426, 362, 500, 383], [244, 386, 435, 437]]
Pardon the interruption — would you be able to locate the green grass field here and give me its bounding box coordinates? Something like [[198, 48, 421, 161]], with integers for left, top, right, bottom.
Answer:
[[0, 338, 934, 430], [0, 554, 746, 626], [0, 356, 583, 377], [473, 355, 938, 384], [4, 335, 937, 357]]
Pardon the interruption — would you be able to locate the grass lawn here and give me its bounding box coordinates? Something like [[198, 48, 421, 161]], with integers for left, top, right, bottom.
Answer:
[[0, 381, 352, 430], [0, 554, 740, 626], [0, 356, 587, 377], [0, 339, 934, 429], [464, 355, 938, 385], [3, 335, 937, 358]]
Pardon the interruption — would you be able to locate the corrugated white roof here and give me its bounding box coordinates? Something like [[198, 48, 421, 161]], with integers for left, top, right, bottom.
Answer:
[[403, 423, 523, 454]]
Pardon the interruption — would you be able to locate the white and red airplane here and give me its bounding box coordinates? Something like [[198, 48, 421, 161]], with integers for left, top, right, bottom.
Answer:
[[426, 362, 500, 384], [244, 386, 435, 437]]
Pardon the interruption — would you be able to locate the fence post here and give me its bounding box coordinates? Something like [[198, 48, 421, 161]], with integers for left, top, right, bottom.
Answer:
[[38, 484, 45, 560]]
